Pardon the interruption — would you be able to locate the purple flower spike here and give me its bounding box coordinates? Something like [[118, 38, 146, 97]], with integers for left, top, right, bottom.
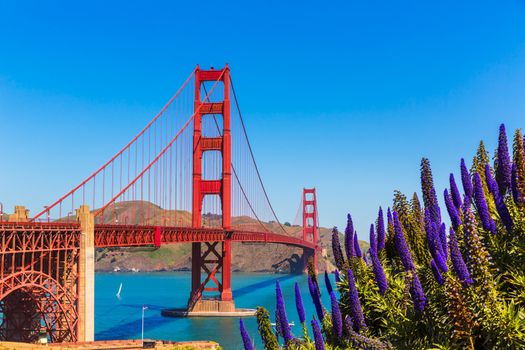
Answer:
[[448, 228, 473, 286], [294, 282, 306, 324], [330, 291, 343, 338], [461, 158, 473, 204], [409, 272, 427, 312], [276, 281, 293, 344], [496, 124, 512, 194], [311, 317, 325, 350], [324, 271, 333, 294], [331, 227, 345, 270], [369, 224, 377, 253], [473, 172, 496, 234], [370, 248, 388, 295], [430, 259, 445, 285], [449, 173, 463, 210], [239, 319, 255, 350], [439, 223, 448, 259], [424, 209, 448, 272], [444, 188, 462, 230], [393, 211, 415, 271], [421, 158, 441, 225], [387, 207, 393, 228], [344, 214, 355, 261], [486, 164, 513, 232], [511, 162, 523, 205], [363, 255, 368, 265], [308, 275, 324, 321], [347, 268, 366, 331], [334, 269, 341, 283], [353, 233, 362, 258], [377, 207, 386, 250]]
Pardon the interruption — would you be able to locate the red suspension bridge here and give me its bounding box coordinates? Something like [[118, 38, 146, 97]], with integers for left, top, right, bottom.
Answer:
[[0, 65, 320, 344]]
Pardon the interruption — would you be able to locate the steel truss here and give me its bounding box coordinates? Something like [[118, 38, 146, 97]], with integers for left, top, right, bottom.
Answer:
[[0, 223, 80, 343]]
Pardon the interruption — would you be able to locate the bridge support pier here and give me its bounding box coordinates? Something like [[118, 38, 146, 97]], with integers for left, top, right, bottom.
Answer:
[[302, 248, 318, 273], [77, 205, 94, 342], [189, 240, 235, 313]]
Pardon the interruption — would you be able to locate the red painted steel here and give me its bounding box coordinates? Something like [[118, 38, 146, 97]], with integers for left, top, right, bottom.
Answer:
[[0, 222, 81, 343], [2, 66, 321, 343], [191, 66, 233, 304], [302, 188, 319, 269], [92, 225, 316, 249]]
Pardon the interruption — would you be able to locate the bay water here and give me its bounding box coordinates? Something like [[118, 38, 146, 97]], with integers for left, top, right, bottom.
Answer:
[[95, 272, 335, 349]]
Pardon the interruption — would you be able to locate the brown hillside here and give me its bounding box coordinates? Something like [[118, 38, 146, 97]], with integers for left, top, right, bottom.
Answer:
[[94, 201, 369, 273]]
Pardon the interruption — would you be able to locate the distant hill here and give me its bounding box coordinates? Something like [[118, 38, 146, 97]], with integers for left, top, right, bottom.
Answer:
[[82, 200, 367, 273]]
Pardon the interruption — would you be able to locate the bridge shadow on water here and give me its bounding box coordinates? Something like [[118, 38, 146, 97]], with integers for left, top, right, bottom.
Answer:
[[96, 304, 174, 340], [232, 274, 296, 299]]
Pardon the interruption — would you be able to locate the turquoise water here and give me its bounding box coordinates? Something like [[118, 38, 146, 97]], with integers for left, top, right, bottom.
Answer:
[[95, 272, 334, 349]]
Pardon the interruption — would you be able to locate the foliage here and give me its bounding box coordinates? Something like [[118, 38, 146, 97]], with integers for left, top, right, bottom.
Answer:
[[241, 124, 525, 349]]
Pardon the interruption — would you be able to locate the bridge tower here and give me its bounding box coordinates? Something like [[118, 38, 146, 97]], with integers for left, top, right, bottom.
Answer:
[[190, 65, 234, 312], [302, 188, 318, 271]]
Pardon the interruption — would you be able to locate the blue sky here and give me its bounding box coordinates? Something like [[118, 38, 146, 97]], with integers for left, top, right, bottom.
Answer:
[[1, 1, 525, 241]]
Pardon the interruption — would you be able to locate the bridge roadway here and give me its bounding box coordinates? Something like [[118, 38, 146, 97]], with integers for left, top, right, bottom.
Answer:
[[0, 221, 317, 250]]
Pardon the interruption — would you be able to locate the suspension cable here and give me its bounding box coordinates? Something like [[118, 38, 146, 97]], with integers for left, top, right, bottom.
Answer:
[[230, 76, 287, 234]]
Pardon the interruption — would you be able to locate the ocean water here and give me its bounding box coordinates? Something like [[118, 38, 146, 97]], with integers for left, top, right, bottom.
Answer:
[[95, 272, 335, 349]]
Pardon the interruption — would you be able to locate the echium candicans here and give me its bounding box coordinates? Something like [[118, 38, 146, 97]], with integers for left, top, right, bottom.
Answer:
[[353, 233, 362, 258], [444, 188, 462, 230], [449, 173, 463, 210], [424, 209, 448, 272], [448, 228, 473, 286], [461, 158, 473, 204], [347, 268, 366, 332], [485, 163, 513, 232], [239, 319, 255, 350], [331, 227, 345, 270], [275, 281, 293, 344], [473, 172, 496, 234], [393, 211, 415, 271], [308, 275, 324, 321], [370, 247, 388, 295], [438, 223, 448, 259], [420, 158, 441, 225], [495, 123, 512, 194], [344, 214, 355, 260], [255, 307, 279, 349], [324, 271, 333, 294], [330, 291, 343, 338], [430, 259, 445, 285], [344, 316, 389, 350], [294, 282, 306, 324], [444, 276, 476, 345], [463, 207, 494, 296], [377, 207, 386, 250], [334, 269, 340, 283], [311, 317, 325, 350], [511, 162, 523, 206], [409, 272, 427, 312], [513, 128, 525, 206], [369, 224, 377, 253]]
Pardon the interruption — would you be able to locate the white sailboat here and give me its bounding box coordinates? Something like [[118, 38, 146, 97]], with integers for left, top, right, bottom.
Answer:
[[116, 283, 123, 299]]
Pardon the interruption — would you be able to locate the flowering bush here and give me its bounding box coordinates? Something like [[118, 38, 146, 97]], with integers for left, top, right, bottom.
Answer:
[[241, 124, 525, 349]]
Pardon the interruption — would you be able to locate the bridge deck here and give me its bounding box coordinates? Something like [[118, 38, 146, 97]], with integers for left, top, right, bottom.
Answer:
[[0, 222, 317, 250]]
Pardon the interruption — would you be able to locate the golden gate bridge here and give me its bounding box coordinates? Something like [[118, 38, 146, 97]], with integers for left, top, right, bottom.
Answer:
[[0, 65, 320, 344]]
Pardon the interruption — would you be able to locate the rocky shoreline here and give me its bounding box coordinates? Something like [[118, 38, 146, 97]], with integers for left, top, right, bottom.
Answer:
[[95, 227, 368, 274]]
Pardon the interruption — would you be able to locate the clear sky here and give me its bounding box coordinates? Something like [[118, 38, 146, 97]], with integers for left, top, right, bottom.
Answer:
[[1, 1, 525, 241]]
